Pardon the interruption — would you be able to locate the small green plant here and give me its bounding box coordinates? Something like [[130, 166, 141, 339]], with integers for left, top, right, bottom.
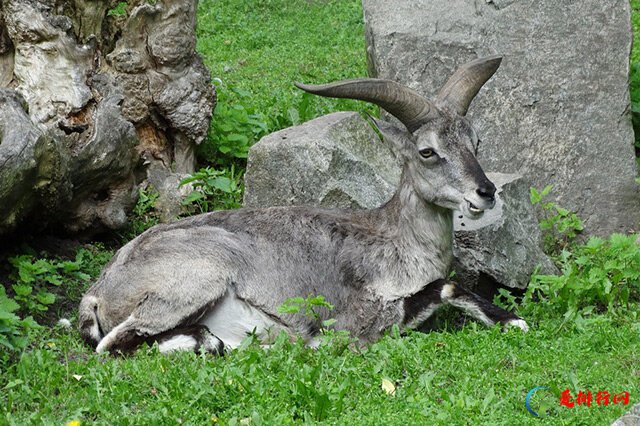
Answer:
[[179, 166, 243, 214], [278, 294, 336, 329], [199, 81, 269, 166], [530, 185, 584, 254], [493, 288, 519, 312], [107, 1, 127, 17], [499, 187, 640, 329], [128, 185, 160, 236], [0, 246, 112, 354], [0, 286, 38, 352], [0, 244, 113, 358], [271, 92, 317, 129], [498, 233, 640, 329], [7, 255, 90, 316]]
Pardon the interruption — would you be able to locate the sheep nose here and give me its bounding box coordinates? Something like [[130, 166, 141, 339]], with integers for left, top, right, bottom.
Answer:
[[476, 182, 496, 201]]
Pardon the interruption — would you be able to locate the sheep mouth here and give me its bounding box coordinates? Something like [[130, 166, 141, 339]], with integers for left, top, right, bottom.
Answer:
[[467, 201, 483, 214], [461, 199, 486, 218]]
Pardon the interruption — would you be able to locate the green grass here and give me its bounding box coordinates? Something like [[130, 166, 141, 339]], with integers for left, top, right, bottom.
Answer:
[[1, 319, 638, 425], [195, 0, 374, 167], [632, 0, 640, 64], [197, 0, 369, 122]]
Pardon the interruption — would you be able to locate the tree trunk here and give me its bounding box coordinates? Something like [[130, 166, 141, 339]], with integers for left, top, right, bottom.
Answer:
[[0, 0, 215, 236]]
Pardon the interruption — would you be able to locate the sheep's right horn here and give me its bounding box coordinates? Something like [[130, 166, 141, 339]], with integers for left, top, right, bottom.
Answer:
[[436, 55, 503, 116], [295, 78, 437, 133]]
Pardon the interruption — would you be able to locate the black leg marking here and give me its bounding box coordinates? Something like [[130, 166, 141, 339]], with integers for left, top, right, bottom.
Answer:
[[440, 281, 528, 331], [403, 279, 446, 329]]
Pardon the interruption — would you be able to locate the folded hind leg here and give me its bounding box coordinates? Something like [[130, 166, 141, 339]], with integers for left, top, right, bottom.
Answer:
[[94, 279, 229, 354], [96, 317, 224, 355], [95, 314, 145, 353]]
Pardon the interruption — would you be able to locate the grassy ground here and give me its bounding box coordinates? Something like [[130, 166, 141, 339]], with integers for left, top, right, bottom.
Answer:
[[194, 0, 374, 167], [196, 0, 369, 123], [1, 1, 640, 425], [2, 318, 638, 425]]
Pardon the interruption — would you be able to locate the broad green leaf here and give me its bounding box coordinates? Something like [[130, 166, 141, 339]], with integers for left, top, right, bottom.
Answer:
[[44, 274, 62, 286], [36, 291, 56, 305], [183, 191, 205, 204], [12, 284, 32, 297], [0, 288, 20, 313], [322, 319, 337, 328], [226, 133, 249, 144], [212, 177, 234, 192], [529, 187, 541, 204]]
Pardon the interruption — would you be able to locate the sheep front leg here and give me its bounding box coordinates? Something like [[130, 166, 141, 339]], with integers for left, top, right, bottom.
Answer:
[[402, 279, 528, 332], [440, 281, 529, 331], [402, 279, 446, 329]]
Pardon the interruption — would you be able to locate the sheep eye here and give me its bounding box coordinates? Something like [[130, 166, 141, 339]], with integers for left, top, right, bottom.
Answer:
[[419, 148, 435, 159]]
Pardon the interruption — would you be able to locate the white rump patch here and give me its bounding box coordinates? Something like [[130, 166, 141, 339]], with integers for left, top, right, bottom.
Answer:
[[158, 335, 198, 353], [505, 319, 529, 332], [200, 291, 286, 349]]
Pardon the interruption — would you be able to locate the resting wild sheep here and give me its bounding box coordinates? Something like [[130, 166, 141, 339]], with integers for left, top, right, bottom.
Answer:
[[79, 55, 527, 354]]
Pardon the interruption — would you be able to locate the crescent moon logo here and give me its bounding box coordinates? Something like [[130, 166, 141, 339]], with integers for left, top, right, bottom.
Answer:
[[526, 386, 550, 417]]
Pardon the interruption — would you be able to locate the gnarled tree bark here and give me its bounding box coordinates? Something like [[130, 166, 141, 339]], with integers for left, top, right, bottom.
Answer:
[[0, 0, 215, 236]]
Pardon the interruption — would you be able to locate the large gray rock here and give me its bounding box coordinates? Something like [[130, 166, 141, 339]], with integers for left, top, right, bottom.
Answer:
[[363, 0, 639, 236], [453, 173, 557, 292], [244, 112, 400, 210], [611, 403, 640, 426], [244, 113, 554, 290]]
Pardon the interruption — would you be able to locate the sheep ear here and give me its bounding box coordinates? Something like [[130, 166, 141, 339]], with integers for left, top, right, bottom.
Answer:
[[367, 115, 413, 156]]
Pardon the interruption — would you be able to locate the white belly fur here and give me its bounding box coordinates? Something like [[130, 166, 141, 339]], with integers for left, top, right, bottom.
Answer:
[[199, 290, 287, 349]]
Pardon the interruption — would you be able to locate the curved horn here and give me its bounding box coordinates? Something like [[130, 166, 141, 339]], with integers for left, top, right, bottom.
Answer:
[[436, 55, 503, 116], [295, 78, 436, 132]]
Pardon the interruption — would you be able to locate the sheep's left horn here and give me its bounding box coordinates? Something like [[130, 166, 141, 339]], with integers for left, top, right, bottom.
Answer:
[[295, 78, 437, 132], [436, 55, 502, 116]]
